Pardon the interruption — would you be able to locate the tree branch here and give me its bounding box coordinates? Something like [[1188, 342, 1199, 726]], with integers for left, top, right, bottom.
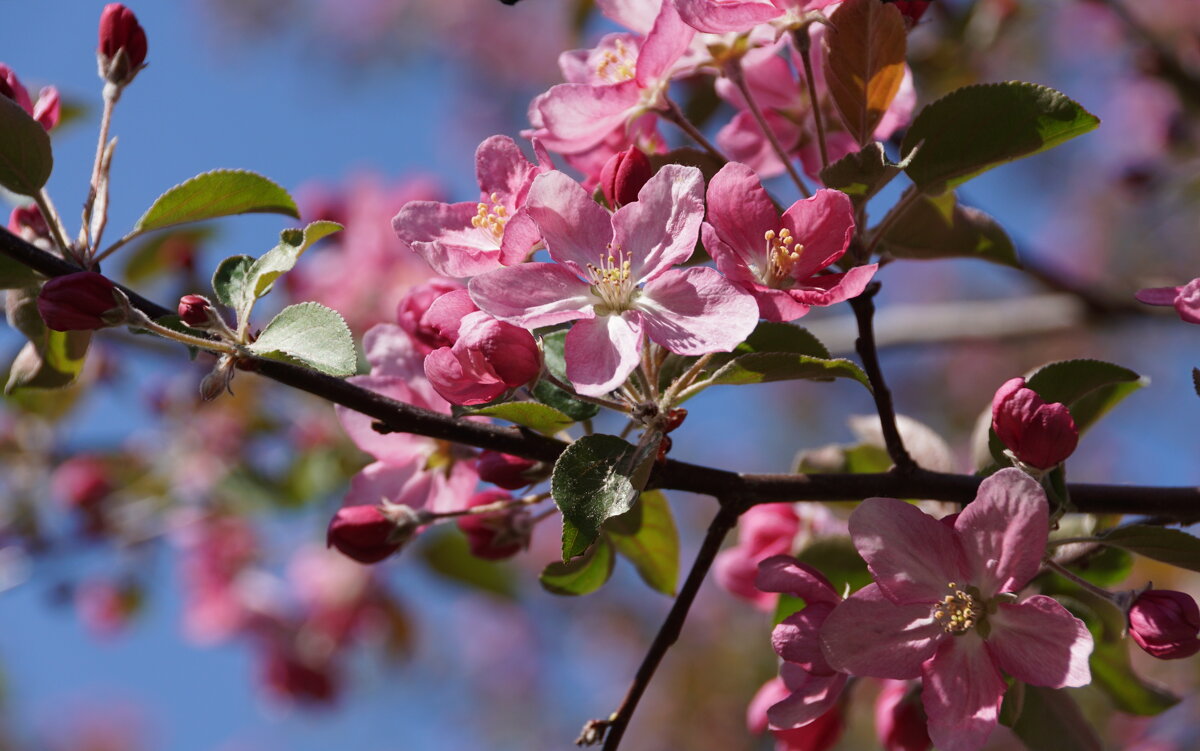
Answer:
[[848, 282, 916, 473]]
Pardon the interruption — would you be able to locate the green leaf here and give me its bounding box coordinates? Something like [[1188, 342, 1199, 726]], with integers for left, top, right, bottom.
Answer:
[[1091, 638, 1179, 716], [1066, 544, 1132, 587], [212, 255, 253, 310], [531, 379, 600, 421], [245, 221, 343, 302], [539, 537, 615, 596], [464, 401, 575, 435], [795, 538, 872, 594], [1009, 686, 1101, 751], [823, 0, 907, 147], [134, 169, 300, 234], [0, 251, 40, 290], [605, 490, 680, 597], [902, 82, 1100, 194], [1099, 525, 1200, 573], [421, 528, 517, 598], [539, 329, 571, 382], [0, 95, 53, 196], [247, 302, 358, 376], [552, 434, 645, 560], [738, 321, 832, 359], [819, 142, 901, 202], [880, 190, 1019, 267], [706, 353, 871, 390]]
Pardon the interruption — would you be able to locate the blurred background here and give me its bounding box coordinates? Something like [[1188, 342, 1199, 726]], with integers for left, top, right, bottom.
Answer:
[[1, 0, 1199, 749]]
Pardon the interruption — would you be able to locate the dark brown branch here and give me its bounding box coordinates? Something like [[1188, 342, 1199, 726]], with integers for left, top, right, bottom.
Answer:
[[2, 227, 1199, 518], [848, 282, 916, 473], [587, 503, 739, 751]]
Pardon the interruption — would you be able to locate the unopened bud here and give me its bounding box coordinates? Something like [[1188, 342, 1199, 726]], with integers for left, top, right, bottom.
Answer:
[[0, 64, 58, 131], [178, 294, 213, 327], [456, 490, 532, 561], [326, 503, 426, 564], [477, 450, 540, 490], [599, 147, 653, 208], [97, 4, 148, 89], [991, 377, 1078, 470], [8, 205, 49, 242], [36, 272, 127, 331], [1129, 589, 1200, 660], [875, 680, 931, 751]]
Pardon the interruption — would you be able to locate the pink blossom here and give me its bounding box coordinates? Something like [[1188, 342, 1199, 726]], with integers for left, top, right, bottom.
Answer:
[[469, 166, 758, 397], [703, 162, 876, 321], [1135, 278, 1200, 325], [676, 0, 839, 35], [714, 503, 800, 609], [748, 678, 845, 751], [0, 63, 60, 130], [1128, 589, 1200, 660], [393, 135, 548, 277], [477, 450, 541, 490], [820, 469, 1093, 751], [991, 377, 1079, 470]]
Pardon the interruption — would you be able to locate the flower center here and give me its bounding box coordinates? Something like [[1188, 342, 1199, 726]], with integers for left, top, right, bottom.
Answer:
[[933, 583, 984, 635], [763, 228, 804, 287], [596, 40, 636, 84], [471, 192, 509, 246], [587, 245, 637, 315]]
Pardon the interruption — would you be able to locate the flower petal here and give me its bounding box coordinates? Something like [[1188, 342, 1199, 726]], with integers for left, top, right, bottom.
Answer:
[[634, 0, 694, 86], [755, 554, 839, 604], [786, 264, 878, 308], [638, 267, 759, 355], [1134, 286, 1181, 306], [475, 134, 537, 204], [820, 583, 944, 679], [393, 201, 502, 277], [954, 468, 1048, 596], [337, 376, 435, 464], [362, 323, 425, 380], [611, 164, 704, 281], [849, 497, 966, 603], [766, 665, 848, 730], [1175, 278, 1200, 324], [536, 82, 641, 154], [780, 189, 855, 281], [986, 595, 1092, 688], [468, 263, 594, 329], [564, 313, 643, 397], [343, 461, 421, 507], [704, 162, 781, 280], [675, 0, 783, 34], [921, 635, 1006, 751], [773, 602, 837, 673], [524, 170, 615, 276]]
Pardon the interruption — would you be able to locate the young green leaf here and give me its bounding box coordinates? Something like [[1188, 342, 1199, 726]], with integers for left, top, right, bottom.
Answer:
[[706, 353, 872, 390], [879, 190, 1019, 267], [823, 0, 907, 147], [211, 255, 254, 310], [539, 537, 616, 596], [0, 95, 53, 196], [463, 401, 576, 435], [244, 221, 342, 301], [1099, 525, 1200, 573], [605, 491, 680, 597], [551, 434, 645, 560], [134, 169, 300, 234], [819, 142, 902, 203], [902, 82, 1100, 194], [246, 302, 358, 376]]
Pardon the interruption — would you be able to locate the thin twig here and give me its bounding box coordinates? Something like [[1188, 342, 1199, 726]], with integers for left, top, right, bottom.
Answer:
[[724, 60, 812, 198], [661, 99, 729, 164], [849, 282, 915, 473], [794, 27, 830, 170], [589, 503, 739, 750]]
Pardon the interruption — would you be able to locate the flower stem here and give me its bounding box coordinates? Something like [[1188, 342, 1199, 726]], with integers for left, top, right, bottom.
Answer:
[[661, 352, 714, 409], [661, 98, 728, 164], [1043, 558, 1118, 602], [794, 27, 830, 170], [724, 59, 812, 198]]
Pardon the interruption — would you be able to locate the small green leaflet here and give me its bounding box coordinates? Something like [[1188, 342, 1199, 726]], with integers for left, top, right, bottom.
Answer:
[[0, 95, 53, 196], [247, 302, 358, 376], [539, 537, 615, 596], [879, 190, 1019, 267], [462, 401, 575, 435], [1098, 525, 1200, 573], [134, 169, 300, 233], [605, 491, 680, 597]]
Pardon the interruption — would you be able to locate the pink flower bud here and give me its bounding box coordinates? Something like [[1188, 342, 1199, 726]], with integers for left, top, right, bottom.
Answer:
[[599, 147, 653, 208], [1128, 589, 1200, 660], [0, 63, 33, 114], [0, 65, 57, 131], [51, 455, 112, 510], [456, 490, 532, 561], [326, 504, 421, 564], [97, 4, 148, 87], [424, 311, 541, 405], [477, 450, 540, 490], [991, 377, 1079, 469], [37, 272, 126, 331], [178, 294, 212, 327], [8, 205, 48, 241], [396, 278, 468, 354], [875, 681, 931, 751]]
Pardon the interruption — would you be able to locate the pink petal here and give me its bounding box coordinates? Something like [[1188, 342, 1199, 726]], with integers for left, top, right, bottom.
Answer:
[[675, 0, 783, 34], [468, 263, 594, 329], [423, 346, 507, 406], [703, 222, 760, 289], [849, 497, 966, 603], [635, 0, 694, 87], [611, 164, 705, 282], [954, 468, 1048, 597], [638, 267, 759, 355], [564, 314, 644, 397], [596, 0, 659, 33], [820, 584, 944, 679], [986, 595, 1092, 688], [748, 677, 790, 734], [705, 162, 782, 280], [755, 554, 839, 604], [750, 284, 814, 322], [425, 460, 480, 515], [536, 81, 641, 154], [336, 377, 434, 464], [766, 666, 848, 730], [475, 134, 536, 203], [921, 636, 1006, 751], [362, 324, 425, 380], [714, 548, 779, 611], [780, 189, 855, 280], [344, 460, 422, 507], [393, 201, 503, 277], [773, 602, 837, 673], [786, 264, 878, 308], [524, 171, 614, 276], [498, 209, 541, 266], [716, 109, 800, 180], [1134, 286, 1181, 306], [1174, 278, 1200, 324]]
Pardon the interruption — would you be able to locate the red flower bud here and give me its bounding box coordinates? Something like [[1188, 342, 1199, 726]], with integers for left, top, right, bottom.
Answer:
[[260, 645, 338, 704], [326, 504, 421, 564], [97, 4, 148, 88], [37, 272, 126, 331], [0, 64, 33, 113], [8, 205, 48, 242], [178, 294, 212, 327], [0, 65, 58, 131], [875, 681, 931, 751], [51, 455, 112, 510], [1129, 589, 1200, 660], [478, 450, 540, 490], [599, 147, 653, 208], [456, 490, 531, 561], [991, 377, 1078, 470]]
